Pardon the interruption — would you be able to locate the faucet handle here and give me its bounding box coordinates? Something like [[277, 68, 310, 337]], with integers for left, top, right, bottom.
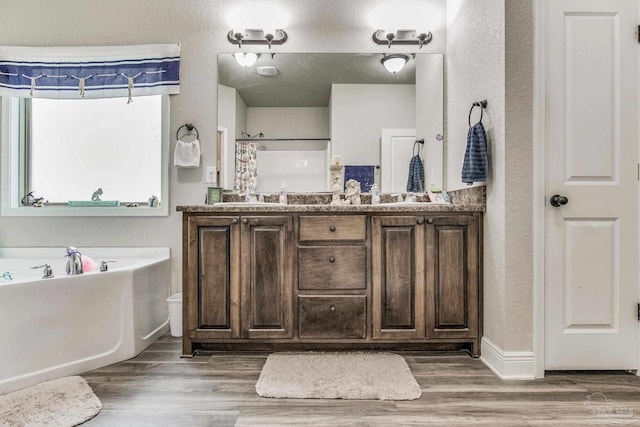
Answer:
[[100, 260, 117, 272], [31, 264, 54, 279]]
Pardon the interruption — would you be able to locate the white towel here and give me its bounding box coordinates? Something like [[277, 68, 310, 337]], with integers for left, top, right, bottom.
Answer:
[[174, 139, 201, 168]]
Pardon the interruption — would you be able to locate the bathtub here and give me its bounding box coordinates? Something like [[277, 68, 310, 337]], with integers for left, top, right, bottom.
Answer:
[[0, 247, 170, 395]]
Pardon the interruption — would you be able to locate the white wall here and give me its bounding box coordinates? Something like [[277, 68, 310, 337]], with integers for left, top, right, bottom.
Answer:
[[446, 0, 534, 353], [0, 0, 447, 295], [331, 84, 415, 166], [247, 107, 329, 139], [218, 84, 238, 189]]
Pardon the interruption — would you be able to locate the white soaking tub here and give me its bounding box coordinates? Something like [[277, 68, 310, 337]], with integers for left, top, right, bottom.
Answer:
[[0, 247, 170, 394]]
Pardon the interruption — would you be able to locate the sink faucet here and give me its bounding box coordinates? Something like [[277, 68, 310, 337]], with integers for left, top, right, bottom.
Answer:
[[65, 247, 83, 275]]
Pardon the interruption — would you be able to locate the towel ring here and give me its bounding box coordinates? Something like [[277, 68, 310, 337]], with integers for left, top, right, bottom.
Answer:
[[468, 100, 488, 127], [176, 123, 199, 141], [413, 139, 424, 156]]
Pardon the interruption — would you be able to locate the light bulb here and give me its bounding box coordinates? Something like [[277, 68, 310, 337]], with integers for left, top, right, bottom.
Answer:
[[381, 54, 408, 74], [234, 52, 259, 67]]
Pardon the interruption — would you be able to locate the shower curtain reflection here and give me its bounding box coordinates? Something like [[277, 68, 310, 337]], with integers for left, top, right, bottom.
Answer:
[[233, 141, 258, 193]]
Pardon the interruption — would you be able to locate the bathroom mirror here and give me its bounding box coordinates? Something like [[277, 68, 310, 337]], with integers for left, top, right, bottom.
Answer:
[[217, 53, 443, 192]]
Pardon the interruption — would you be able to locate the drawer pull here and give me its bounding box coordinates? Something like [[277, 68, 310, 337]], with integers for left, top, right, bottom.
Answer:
[[416, 218, 424, 225], [329, 306, 336, 312], [231, 218, 238, 224], [328, 256, 336, 263], [242, 218, 249, 224], [329, 225, 336, 232], [426, 218, 434, 224]]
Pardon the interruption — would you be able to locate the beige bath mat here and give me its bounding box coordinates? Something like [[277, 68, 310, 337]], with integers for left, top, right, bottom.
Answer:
[[255, 352, 422, 400], [0, 376, 102, 426]]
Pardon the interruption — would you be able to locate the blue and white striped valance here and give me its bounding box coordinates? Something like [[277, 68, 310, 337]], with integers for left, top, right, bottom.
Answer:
[[0, 44, 180, 100]]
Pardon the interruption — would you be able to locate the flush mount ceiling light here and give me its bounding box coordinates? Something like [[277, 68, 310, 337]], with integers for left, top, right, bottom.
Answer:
[[228, 29, 288, 49], [373, 29, 432, 49], [381, 54, 409, 74], [234, 52, 260, 67]]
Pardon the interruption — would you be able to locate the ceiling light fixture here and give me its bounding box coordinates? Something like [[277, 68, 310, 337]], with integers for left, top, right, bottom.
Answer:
[[381, 54, 409, 74], [372, 29, 432, 49], [234, 52, 259, 67], [228, 29, 288, 49]]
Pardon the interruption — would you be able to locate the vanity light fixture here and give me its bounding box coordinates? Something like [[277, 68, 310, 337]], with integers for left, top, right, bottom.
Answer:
[[228, 29, 288, 49], [381, 54, 409, 74], [234, 52, 259, 67], [372, 29, 432, 49]]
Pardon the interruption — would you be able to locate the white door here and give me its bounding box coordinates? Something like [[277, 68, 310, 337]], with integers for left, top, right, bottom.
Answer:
[[380, 128, 417, 193], [545, 0, 639, 369]]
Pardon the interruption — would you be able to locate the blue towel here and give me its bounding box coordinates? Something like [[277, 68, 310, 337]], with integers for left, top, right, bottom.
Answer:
[[344, 165, 375, 192], [406, 155, 424, 192], [462, 122, 488, 185]]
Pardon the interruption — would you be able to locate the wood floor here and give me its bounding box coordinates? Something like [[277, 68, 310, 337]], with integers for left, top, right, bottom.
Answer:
[[81, 334, 640, 426]]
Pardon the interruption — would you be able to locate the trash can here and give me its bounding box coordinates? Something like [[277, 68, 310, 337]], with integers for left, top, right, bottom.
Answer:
[[167, 292, 182, 337]]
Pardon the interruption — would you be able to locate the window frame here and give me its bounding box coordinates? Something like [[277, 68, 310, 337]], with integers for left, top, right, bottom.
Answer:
[[1, 95, 170, 217]]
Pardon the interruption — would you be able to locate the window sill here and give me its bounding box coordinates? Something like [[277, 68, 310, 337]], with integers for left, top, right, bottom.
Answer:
[[1, 204, 169, 217]]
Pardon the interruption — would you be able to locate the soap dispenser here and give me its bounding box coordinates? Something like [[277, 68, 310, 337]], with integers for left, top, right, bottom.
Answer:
[[279, 183, 288, 204]]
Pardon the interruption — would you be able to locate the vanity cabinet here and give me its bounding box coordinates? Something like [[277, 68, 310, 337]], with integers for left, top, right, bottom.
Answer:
[[425, 215, 480, 341], [240, 216, 294, 339], [297, 215, 368, 340], [183, 214, 293, 354], [371, 214, 481, 351], [371, 216, 425, 340], [181, 208, 482, 356]]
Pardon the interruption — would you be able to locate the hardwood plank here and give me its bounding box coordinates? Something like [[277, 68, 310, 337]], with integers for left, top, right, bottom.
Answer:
[[78, 333, 640, 426]]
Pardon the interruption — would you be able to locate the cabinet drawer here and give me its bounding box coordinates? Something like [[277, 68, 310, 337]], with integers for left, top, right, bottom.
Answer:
[[299, 215, 366, 241], [298, 296, 366, 339], [298, 246, 366, 290]]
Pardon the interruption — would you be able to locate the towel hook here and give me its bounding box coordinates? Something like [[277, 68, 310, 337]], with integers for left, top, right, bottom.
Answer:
[[468, 100, 488, 127], [176, 123, 199, 141]]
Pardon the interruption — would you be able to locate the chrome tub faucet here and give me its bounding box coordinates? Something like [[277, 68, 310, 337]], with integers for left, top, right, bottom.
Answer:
[[65, 247, 83, 275]]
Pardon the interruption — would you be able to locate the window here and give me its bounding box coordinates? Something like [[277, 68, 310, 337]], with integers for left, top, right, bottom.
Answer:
[[1, 95, 169, 216]]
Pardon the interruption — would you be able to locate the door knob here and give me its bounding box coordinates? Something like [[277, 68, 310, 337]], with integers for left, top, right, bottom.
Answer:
[[550, 195, 568, 207]]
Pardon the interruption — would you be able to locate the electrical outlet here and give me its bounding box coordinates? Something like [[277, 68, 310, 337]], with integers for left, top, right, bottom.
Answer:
[[205, 166, 216, 184]]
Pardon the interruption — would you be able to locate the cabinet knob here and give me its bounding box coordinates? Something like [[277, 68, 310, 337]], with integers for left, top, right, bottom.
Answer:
[[329, 256, 336, 263], [329, 225, 336, 232], [231, 218, 238, 224], [416, 218, 424, 225], [242, 218, 249, 224], [329, 306, 336, 312], [426, 218, 434, 224]]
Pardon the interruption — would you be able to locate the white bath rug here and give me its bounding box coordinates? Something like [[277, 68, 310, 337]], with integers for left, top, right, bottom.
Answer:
[[0, 376, 101, 427], [255, 352, 422, 400]]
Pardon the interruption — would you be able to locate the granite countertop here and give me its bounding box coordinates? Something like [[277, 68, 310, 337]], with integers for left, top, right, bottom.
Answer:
[[177, 186, 486, 213]]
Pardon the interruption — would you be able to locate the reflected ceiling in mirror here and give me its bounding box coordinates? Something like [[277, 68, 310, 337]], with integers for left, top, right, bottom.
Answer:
[[217, 53, 416, 108]]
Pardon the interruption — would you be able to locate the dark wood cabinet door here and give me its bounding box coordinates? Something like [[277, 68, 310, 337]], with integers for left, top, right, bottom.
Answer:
[[425, 215, 479, 339], [240, 216, 294, 339], [371, 216, 425, 339], [185, 216, 240, 340]]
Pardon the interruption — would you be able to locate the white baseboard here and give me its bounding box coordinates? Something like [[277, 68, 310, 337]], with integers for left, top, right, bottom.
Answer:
[[480, 337, 536, 380]]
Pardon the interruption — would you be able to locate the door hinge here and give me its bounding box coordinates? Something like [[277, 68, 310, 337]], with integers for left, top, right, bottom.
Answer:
[[638, 303, 640, 321], [637, 25, 640, 43]]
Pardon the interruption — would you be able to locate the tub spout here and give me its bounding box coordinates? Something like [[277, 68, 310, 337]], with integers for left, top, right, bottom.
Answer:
[[31, 264, 54, 279], [65, 247, 83, 275]]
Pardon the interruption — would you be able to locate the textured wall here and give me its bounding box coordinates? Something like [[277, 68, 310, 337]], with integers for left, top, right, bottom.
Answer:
[[446, 0, 507, 349], [504, 0, 534, 351], [446, 0, 534, 352], [0, 0, 446, 294]]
